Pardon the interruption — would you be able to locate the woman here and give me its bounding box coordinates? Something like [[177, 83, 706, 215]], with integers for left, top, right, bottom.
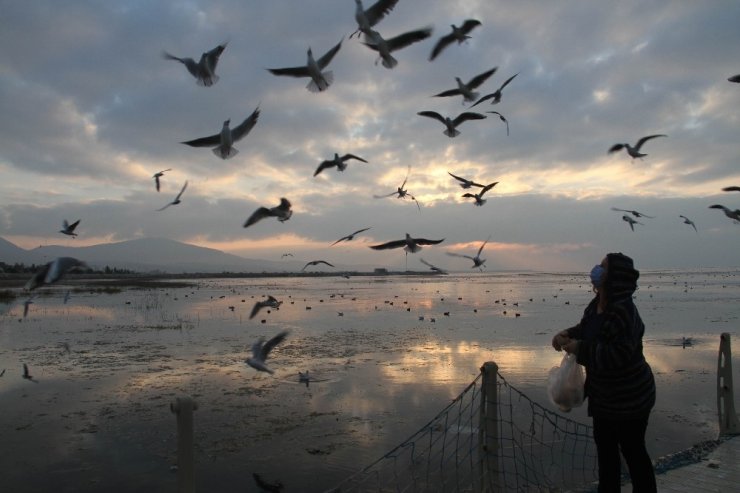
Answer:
[[552, 253, 656, 493]]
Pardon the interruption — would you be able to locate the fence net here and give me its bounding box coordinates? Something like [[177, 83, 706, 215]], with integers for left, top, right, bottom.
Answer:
[[329, 363, 598, 492]]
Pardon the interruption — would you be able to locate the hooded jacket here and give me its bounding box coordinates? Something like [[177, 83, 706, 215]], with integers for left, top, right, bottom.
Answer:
[[566, 253, 656, 420]]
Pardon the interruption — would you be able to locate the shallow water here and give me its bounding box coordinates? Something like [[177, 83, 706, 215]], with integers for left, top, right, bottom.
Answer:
[[1, 271, 738, 492]]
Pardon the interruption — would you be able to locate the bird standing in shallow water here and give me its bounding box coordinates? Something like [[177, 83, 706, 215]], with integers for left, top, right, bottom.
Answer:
[[429, 19, 482, 61], [162, 43, 227, 87], [181, 107, 260, 159], [267, 40, 343, 92], [246, 331, 289, 374], [608, 134, 667, 159]]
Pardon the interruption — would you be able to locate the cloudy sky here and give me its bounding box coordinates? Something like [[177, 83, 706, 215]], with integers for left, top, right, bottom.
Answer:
[[1, 0, 739, 272]]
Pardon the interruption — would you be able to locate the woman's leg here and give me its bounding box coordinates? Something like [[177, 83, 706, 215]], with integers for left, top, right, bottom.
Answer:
[[592, 417, 622, 493], [619, 416, 656, 493]]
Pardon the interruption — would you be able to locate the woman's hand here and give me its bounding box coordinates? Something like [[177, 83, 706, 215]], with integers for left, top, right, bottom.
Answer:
[[552, 330, 570, 351], [562, 339, 580, 355]]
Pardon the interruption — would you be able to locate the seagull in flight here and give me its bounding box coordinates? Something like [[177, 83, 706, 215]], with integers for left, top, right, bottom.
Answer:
[[420, 258, 447, 274], [302, 260, 335, 271], [162, 42, 227, 87], [447, 236, 490, 271], [722, 186, 740, 192], [448, 172, 485, 189], [462, 181, 498, 206], [181, 107, 260, 159], [362, 27, 433, 69], [352, 0, 399, 38], [709, 204, 740, 222], [314, 153, 368, 177], [246, 331, 289, 374], [486, 111, 510, 135], [622, 215, 643, 231], [22, 363, 38, 383], [267, 39, 343, 92], [611, 207, 654, 218], [22, 298, 34, 318], [281, 253, 294, 259], [470, 73, 519, 107], [250, 295, 283, 319], [429, 19, 482, 61], [157, 181, 188, 211], [679, 215, 698, 232], [432, 67, 498, 104], [728, 74, 740, 83], [417, 110, 486, 137], [369, 233, 444, 254], [332, 227, 371, 246], [59, 219, 80, 237], [244, 198, 293, 228], [373, 166, 420, 209], [25, 257, 87, 291], [153, 168, 171, 192], [608, 134, 667, 159]]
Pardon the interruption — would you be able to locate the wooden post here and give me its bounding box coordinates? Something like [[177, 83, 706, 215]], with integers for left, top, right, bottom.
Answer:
[[171, 396, 198, 493], [479, 362, 500, 492], [717, 333, 740, 436]]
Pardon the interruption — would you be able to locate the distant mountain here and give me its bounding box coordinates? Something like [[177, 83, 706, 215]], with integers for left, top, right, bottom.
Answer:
[[0, 237, 306, 273]]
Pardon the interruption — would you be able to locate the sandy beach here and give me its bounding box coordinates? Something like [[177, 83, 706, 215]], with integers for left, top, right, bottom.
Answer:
[[1, 270, 738, 492]]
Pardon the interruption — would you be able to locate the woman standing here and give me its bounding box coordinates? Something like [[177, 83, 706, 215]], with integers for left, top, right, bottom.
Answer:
[[552, 253, 656, 492]]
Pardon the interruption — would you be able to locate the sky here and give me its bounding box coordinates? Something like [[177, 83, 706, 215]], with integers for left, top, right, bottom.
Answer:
[[1, 0, 739, 273]]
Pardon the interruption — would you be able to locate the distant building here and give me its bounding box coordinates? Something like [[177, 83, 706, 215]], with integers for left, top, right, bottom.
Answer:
[[374, 268, 388, 275]]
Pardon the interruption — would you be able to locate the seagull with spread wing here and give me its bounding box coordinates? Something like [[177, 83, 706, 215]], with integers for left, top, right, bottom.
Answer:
[[314, 153, 368, 177], [352, 0, 399, 37], [332, 227, 371, 246], [622, 215, 643, 231], [59, 219, 80, 237], [608, 134, 667, 159], [250, 295, 283, 320], [722, 186, 740, 192], [22, 363, 38, 383], [162, 42, 227, 87], [374, 165, 420, 209], [181, 107, 259, 160], [25, 257, 87, 291], [157, 181, 188, 211], [447, 236, 490, 271], [611, 207, 654, 218], [429, 19, 482, 61], [362, 27, 433, 69], [448, 172, 485, 189], [418, 110, 486, 137], [728, 75, 740, 83], [709, 204, 740, 222], [486, 111, 510, 135], [433, 67, 497, 104], [679, 215, 698, 232], [302, 260, 335, 271], [267, 39, 343, 92], [470, 72, 519, 107], [153, 169, 171, 192], [370, 233, 444, 254], [244, 198, 293, 228], [246, 331, 289, 374], [462, 181, 498, 206]]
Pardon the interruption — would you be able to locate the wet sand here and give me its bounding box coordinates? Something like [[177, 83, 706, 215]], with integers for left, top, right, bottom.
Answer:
[[0, 271, 738, 492]]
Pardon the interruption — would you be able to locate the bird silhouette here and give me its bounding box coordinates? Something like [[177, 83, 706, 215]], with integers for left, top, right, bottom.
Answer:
[[157, 181, 188, 211], [709, 204, 740, 222], [608, 134, 667, 159], [351, 0, 399, 38], [622, 215, 643, 231], [153, 168, 171, 192], [462, 182, 498, 206], [246, 331, 289, 374], [181, 107, 260, 159], [267, 40, 343, 92], [611, 207, 654, 218], [362, 27, 432, 69], [432, 67, 497, 104], [162, 42, 227, 87], [418, 110, 486, 137], [447, 236, 490, 270], [59, 219, 80, 237], [250, 296, 283, 319], [302, 260, 335, 271], [448, 172, 485, 189], [679, 215, 697, 232], [429, 19, 482, 61], [470, 73, 519, 107], [332, 227, 372, 246], [314, 153, 367, 176], [373, 166, 420, 209], [370, 233, 444, 253], [244, 198, 293, 228]]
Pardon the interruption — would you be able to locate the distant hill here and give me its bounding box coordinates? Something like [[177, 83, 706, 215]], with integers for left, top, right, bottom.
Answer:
[[0, 237, 308, 273]]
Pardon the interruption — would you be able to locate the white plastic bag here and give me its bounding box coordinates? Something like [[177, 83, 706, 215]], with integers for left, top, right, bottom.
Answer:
[[547, 353, 585, 412]]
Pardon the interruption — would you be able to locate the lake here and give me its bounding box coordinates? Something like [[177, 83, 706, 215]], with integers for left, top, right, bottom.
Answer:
[[1, 270, 738, 492]]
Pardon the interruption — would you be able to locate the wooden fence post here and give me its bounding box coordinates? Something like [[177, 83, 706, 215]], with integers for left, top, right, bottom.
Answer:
[[717, 333, 740, 436], [480, 361, 501, 492], [171, 396, 198, 493]]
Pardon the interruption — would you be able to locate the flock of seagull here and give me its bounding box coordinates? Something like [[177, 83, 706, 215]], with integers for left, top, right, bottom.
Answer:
[[13, 1, 740, 379]]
